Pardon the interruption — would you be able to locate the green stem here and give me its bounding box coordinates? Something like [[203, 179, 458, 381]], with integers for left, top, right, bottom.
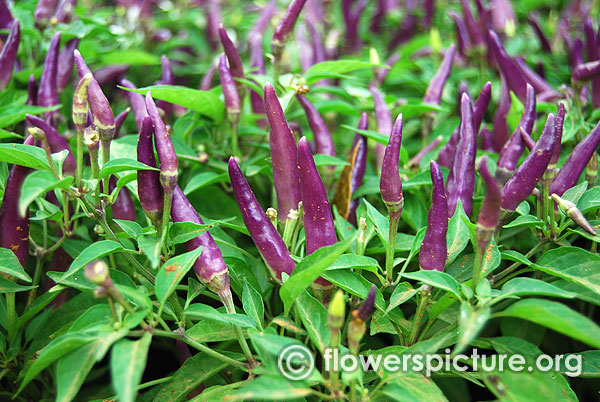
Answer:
[[6, 292, 16, 342], [231, 119, 240, 159], [386, 217, 399, 284], [160, 191, 173, 254], [408, 287, 430, 345], [181, 332, 248, 370], [223, 293, 257, 368], [101, 139, 111, 197], [27, 257, 44, 306], [76, 128, 84, 191], [490, 242, 543, 285]]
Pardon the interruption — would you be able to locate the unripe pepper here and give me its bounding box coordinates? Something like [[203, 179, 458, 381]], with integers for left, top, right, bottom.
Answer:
[[0, 19, 19, 90], [502, 113, 557, 213], [348, 113, 368, 226], [446, 93, 477, 216], [551, 193, 597, 236], [37, 32, 61, 112], [296, 94, 336, 158], [348, 285, 376, 354], [109, 176, 136, 222], [419, 161, 448, 272], [228, 157, 295, 282], [26, 114, 76, 176], [492, 73, 511, 152], [0, 136, 34, 267], [380, 114, 404, 220], [137, 115, 164, 225], [550, 120, 600, 197], [423, 44, 456, 106], [370, 84, 392, 169], [496, 83, 536, 185], [263, 82, 302, 221], [120, 79, 147, 132], [57, 38, 79, 92]]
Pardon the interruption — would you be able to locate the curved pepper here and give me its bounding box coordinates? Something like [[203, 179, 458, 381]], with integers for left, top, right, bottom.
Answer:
[[446, 93, 477, 216], [272, 0, 307, 52], [423, 44, 456, 106], [120, 79, 147, 132], [502, 113, 557, 213], [380, 114, 404, 219], [296, 94, 336, 158], [137, 115, 164, 222], [228, 157, 295, 282], [476, 156, 501, 252], [26, 114, 76, 176], [57, 38, 79, 92], [492, 73, 511, 152], [0, 19, 19, 90], [264, 82, 302, 221], [146, 93, 178, 194], [37, 32, 60, 111], [419, 161, 447, 272], [488, 29, 528, 102]]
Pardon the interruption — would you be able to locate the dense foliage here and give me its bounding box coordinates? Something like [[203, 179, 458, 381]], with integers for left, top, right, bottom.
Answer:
[[0, 0, 599, 401]]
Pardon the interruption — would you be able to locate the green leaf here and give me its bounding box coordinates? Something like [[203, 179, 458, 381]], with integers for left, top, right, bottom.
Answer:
[[101, 49, 160, 66], [118, 85, 224, 122], [0, 143, 51, 171], [0, 104, 61, 128], [0, 248, 31, 281], [313, 154, 350, 168], [114, 219, 143, 239], [402, 270, 462, 299], [18, 171, 73, 216], [242, 282, 264, 330], [229, 375, 312, 400], [557, 350, 600, 378], [155, 247, 203, 307], [382, 373, 449, 402], [328, 254, 380, 272], [55, 341, 100, 402], [185, 303, 256, 328], [169, 222, 214, 245], [562, 181, 588, 204], [186, 319, 237, 343], [321, 270, 385, 311], [0, 276, 37, 293], [110, 332, 152, 402], [577, 187, 600, 213], [295, 290, 330, 352], [498, 278, 576, 300], [455, 302, 491, 354], [280, 234, 356, 314], [137, 235, 161, 269], [98, 158, 159, 180], [304, 59, 380, 84], [386, 282, 418, 313], [496, 298, 600, 348], [535, 247, 600, 296], [60, 240, 124, 281], [503, 214, 543, 229], [446, 201, 471, 265], [183, 172, 229, 195]]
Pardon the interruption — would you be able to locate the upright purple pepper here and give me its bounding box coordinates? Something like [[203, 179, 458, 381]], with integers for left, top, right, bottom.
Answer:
[[219, 53, 240, 122], [0, 136, 34, 267], [200, 61, 217, 91], [156, 55, 174, 120], [114, 108, 131, 138], [423, 44, 456, 106], [249, 0, 276, 39], [26, 75, 37, 106], [146, 93, 178, 196], [120, 79, 147, 132], [547, 103, 565, 176], [218, 24, 244, 82], [514, 57, 558, 99], [550, 120, 600, 197], [348, 113, 368, 226], [249, 36, 265, 115], [171, 186, 230, 299], [496, 84, 536, 185], [476, 156, 501, 253], [487, 29, 528, 102], [341, 0, 367, 53], [264, 83, 302, 221], [526, 14, 551, 53], [502, 113, 557, 213], [109, 176, 136, 222], [446, 93, 477, 216], [450, 12, 471, 57], [56, 38, 79, 92], [0, 19, 19, 90], [370, 84, 393, 169], [137, 116, 164, 224], [37, 32, 60, 112], [296, 94, 336, 158], [380, 114, 404, 220], [26, 115, 76, 176], [492, 73, 511, 152], [272, 0, 307, 54], [419, 161, 447, 272], [34, 0, 59, 28], [228, 158, 295, 282], [204, 0, 221, 50], [460, 0, 484, 46], [0, 0, 13, 30]]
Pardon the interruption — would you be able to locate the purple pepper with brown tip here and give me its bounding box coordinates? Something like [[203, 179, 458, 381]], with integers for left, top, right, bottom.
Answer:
[[296, 94, 336, 158], [348, 113, 368, 226], [380, 114, 404, 220], [476, 155, 501, 252], [272, 0, 307, 53], [137, 115, 164, 223], [120, 79, 147, 132], [496, 83, 536, 184], [502, 113, 557, 213], [488, 29, 528, 102], [171, 186, 230, 299], [419, 161, 447, 272], [492, 73, 511, 152], [109, 176, 136, 222], [0, 19, 19, 90], [550, 120, 600, 197], [264, 82, 302, 221], [26, 114, 76, 176], [228, 157, 295, 282], [146, 93, 178, 195], [37, 32, 60, 112], [423, 44, 456, 106], [56, 38, 79, 92], [446, 93, 477, 216], [0, 136, 34, 267]]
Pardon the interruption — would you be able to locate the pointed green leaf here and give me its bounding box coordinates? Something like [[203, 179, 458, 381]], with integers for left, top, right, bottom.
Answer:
[[110, 332, 152, 402], [156, 247, 203, 306]]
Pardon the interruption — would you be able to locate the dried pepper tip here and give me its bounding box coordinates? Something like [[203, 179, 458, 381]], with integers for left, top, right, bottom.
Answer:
[[84, 260, 112, 288], [476, 155, 502, 250], [84, 125, 100, 150], [380, 114, 404, 219], [72, 73, 93, 131], [328, 290, 346, 330], [356, 285, 376, 322], [550, 193, 597, 236], [419, 161, 448, 272]]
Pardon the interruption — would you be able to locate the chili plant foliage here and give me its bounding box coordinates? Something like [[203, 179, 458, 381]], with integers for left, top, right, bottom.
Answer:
[[1, 0, 600, 401]]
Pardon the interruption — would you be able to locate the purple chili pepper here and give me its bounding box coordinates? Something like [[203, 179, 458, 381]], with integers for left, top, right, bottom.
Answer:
[[249, 0, 276, 39], [114, 107, 131, 138], [219, 53, 240, 122], [249, 36, 265, 115], [419, 161, 447, 272], [548, 103, 565, 173], [477, 156, 502, 246], [513, 57, 558, 98], [137, 115, 164, 223], [171, 186, 230, 299], [307, 19, 327, 65], [409, 136, 442, 168], [26, 74, 37, 106], [526, 14, 551, 53], [550, 120, 600, 197], [0, 136, 34, 267], [272, 0, 307, 52], [520, 127, 536, 151], [348, 113, 368, 226], [0, 20, 19, 90], [487, 29, 528, 102], [457, 81, 470, 114], [218, 24, 244, 82], [34, 0, 59, 28], [204, 0, 221, 50], [156, 55, 174, 119], [56, 38, 79, 93], [374, 52, 400, 86], [200, 60, 217, 91], [480, 127, 494, 152], [109, 176, 136, 222], [380, 114, 404, 220], [387, 14, 417, 52], [120, 79, 147, 132], [446, 93, 477, 216], [37, 32, 61, 114], [584, 16, 596, 62], [423, 44, 456, 106], [573, 60, 600, 81], [341, 0, 367, 53], [296, 94, 336, 158], [460, 0, 484, 46], [264, 82, 302, 221], [26, 114, 76, 176], [492, 73, 511, 152], [450, 11, 471, 57], [496, 83, 536, 185], [0, 0, 13, 30], [370, 84, 393, 169], [52, 0, 76, 24], [502, 113, 557, 213], [93, 65, 130, 86], [490, 0, 516, 35], [296, 23, 313, 72], [146, 93, 178, 195], [228, 157, 295, 282], [297, 137, 337, 253]]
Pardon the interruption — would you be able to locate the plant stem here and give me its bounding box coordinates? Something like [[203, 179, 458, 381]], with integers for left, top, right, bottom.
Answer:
[[160, 191, 173, 254], [408, 286, 430, 345], [223, 295, 257, 369], [101, 139, 111, 196], [490, 242, 543, 285], [231, 120, 240, 159], [6, 293, 16, 342], [27, 257, 44, 306], [386, 216, 399, 284], [76, 128, 84, 191], [181, 332, 248, 370]]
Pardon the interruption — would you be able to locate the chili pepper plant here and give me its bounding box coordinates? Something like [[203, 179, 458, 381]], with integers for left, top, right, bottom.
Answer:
[[0, 0, 599, 401]]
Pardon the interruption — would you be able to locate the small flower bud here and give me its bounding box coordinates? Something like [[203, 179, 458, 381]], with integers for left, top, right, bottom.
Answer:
[[27, 127, 46, 142], [328, 290, 346, 331], [551, 193, 597, 236], [266, 207, 278, 227], [85, 260, 112, 288]]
